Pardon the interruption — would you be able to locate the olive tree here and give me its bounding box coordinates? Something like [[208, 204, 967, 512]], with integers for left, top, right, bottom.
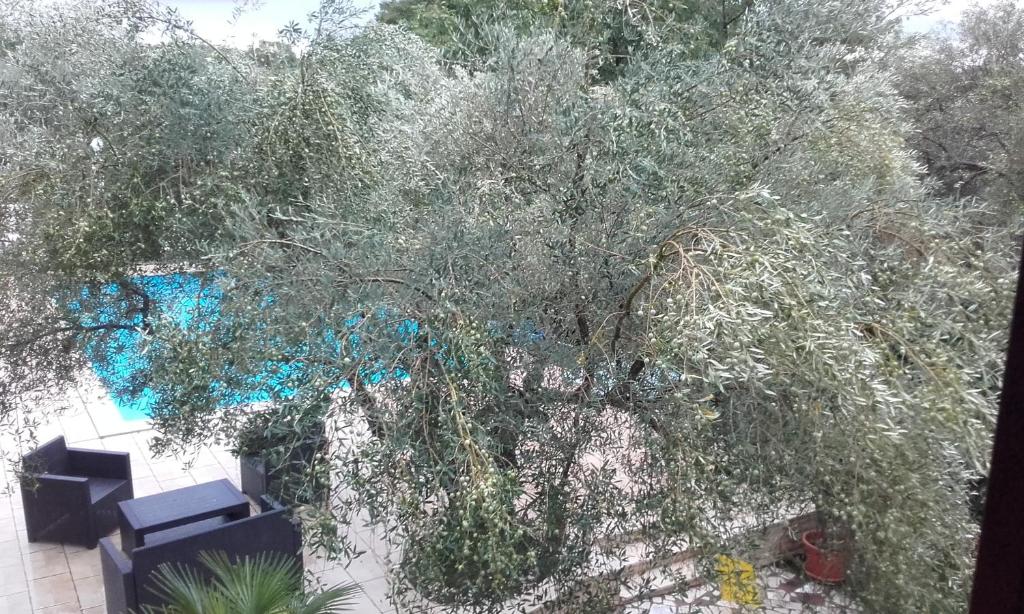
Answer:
[[142, 2, 1015, 613], [0, 0, 361, 433], [378, 0, 758, 80], [898, 0, 1024, 214]]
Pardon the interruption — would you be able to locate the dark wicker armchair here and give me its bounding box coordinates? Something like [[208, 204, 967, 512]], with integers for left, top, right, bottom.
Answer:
[[20, 436, 134, 549]]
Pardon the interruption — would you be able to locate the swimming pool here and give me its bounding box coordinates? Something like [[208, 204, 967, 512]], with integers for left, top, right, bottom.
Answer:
[[68, 272, 415, 421]]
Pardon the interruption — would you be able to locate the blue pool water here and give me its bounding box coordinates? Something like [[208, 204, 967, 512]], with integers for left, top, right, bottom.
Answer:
[[68, 273, 416, 421]]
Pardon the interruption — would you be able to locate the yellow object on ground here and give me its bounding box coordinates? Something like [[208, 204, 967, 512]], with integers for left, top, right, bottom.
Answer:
[[716, 554, 763, 606]]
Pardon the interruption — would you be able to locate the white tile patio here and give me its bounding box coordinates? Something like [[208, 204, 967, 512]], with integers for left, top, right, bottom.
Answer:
[[0, 396, 399, 614], [0, 392, 853, 613]]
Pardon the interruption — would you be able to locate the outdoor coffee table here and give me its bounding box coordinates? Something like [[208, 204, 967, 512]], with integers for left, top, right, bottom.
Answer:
[[117, 479, 250, 552]]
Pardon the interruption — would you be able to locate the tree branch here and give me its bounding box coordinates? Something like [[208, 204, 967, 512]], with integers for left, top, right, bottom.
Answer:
[[6, 322, 139, 352]]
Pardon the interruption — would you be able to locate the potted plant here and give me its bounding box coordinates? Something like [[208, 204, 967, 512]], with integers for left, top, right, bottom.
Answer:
[[141, 550, 357, 613], [234, 394, 332, 507], [801, 523, 852, 584]]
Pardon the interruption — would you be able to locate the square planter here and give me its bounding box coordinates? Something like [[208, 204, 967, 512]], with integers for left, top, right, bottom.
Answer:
[[238, 435, 329, 506], [240, 454, 272, 501]]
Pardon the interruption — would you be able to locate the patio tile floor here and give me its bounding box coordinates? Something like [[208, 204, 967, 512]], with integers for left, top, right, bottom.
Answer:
[[0, 399, 853, 613], [0, 399, 397, 614]]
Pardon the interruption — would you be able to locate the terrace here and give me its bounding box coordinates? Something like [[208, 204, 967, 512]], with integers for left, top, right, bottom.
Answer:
[[0, 374, 857, 613]]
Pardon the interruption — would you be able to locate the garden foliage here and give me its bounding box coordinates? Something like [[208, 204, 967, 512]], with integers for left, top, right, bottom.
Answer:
[[1, 1, 1021, 612]]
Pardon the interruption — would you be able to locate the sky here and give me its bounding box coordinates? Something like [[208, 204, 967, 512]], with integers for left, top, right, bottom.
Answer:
[[163, 0, 382, 46], [903, 0, 993, 32], [162, 0, 998, 44]]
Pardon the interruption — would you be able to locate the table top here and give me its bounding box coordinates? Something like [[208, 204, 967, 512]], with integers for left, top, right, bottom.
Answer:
[[118, 479, 248, 534]]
